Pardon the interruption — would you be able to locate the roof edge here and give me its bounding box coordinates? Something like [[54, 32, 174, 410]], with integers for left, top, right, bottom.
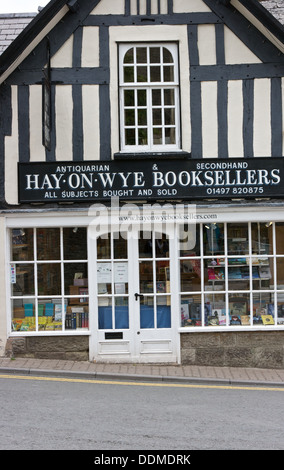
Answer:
[[0, 0, 70, 73], [233, 0, 284, 43]]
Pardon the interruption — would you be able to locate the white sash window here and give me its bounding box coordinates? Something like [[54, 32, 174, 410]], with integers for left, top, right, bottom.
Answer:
[[119, 43, 180, 152]]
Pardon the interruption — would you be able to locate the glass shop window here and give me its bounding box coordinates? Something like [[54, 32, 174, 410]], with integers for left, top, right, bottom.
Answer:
[[179, 222, 284, 329], [10, 227, 89, 333]]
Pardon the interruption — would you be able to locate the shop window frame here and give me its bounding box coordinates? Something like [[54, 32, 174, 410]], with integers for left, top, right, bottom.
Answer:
[[178, 222, 284, 330], [9, 227, 89, 335]]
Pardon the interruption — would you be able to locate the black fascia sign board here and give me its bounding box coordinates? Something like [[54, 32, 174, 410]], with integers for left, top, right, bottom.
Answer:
[[18, 157, 284, 203]]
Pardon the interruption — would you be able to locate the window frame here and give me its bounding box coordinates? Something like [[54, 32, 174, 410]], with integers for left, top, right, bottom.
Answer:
[[119, 42, 181, 153], [178, 221, 284, 330]]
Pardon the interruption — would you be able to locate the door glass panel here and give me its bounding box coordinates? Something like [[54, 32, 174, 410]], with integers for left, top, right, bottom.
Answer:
[[155, 233, 169, 257], [115, 297, 129, 329], [157, 296, 171, 328], [97, 234, 129, 330], [98, 297, 112, 329], [97, 235, 110, 259], [156, 260, 170, 293], [140, 296, 154, 328], [114, 233, 127, 259], [140, 261, 153, 293], [139, 233, 153, 258], [139, 233, 171, 329], [97, 262, 112, 294]]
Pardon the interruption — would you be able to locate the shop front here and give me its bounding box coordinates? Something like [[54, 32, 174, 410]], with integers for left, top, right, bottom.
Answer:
[[5, 197, 284, 365], [1, 0, 284, 367]]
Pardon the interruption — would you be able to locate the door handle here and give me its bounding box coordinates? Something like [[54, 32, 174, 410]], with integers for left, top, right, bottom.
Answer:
[[135, 293, 144, 301]]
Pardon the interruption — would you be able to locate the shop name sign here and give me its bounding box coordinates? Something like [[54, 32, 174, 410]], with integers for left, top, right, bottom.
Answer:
[[18, 157, 284, 203]]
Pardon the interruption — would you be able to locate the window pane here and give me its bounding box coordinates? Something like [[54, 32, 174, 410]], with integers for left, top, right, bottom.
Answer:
[[125, 109, 135, 126], [251, 222, 273, 255], [164, 89, 175, 106], [114, 261, 128, 294], [227, 223, 248, 255], [63, 227, 87, 260], [114, 233, 128, 259], [205, 294, 226, 326], [163, 47, 174, 63], [11, 229, 34, 261], [156, 260, 170, 293], [253, 293, 274, 325], [98, 298, 112, 329], [97, 235, 110, 259], [12, 264, 34, 296], [125, 128, 136, 145], [204, 223, 224, 256], [150, 47, 160, 63], [97, 262, 112, 294], [38, 299, 64, 331], [124, 89, 135, 107], [138, 128, 148, 145], [150, 66, 160, 82], [276, 223, 284, 254], [124, 66, 134, 82], [115, 297, 129, 329], [139, 233, 153, 258], [65, 299, 89, 330], [165, 127, 176, 144], [152, 89, 161, 106], [179, 224, 200, 257], [136, 47, 147, 63], [155, 234, 169, 257], [165, 108, 175, 125], [153, 108, 162, 125], [37, 263, 61, 295], [153, 128, 162, 145], [164, 65, 174, 81], [140, 261, 153, 293], [251, 257, 274, 290], [180, 259, 201, 292], [157, 297, 171, 328], [11, 299, 35, 332], [37, 228, 60, 260], [64, 262, 88, 295], [137, 89, 147, 106], [140, 296, 154, 329], [138, 109, 147, 126], [228, 258, 249, 291], [277, 297, 284, 325], [137, 66, 147, 82], [229, 293, 250, 325], [277, 258, 284, 289], [181, 295, 201, 327], [124, 48, 134, 64], [204, 259, 225, 291]]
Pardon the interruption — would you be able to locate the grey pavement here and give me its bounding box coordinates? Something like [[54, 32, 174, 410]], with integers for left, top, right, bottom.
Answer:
[[0, 356, 284, 387]]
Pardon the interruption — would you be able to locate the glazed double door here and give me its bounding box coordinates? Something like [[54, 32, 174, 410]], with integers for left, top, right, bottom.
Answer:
[[92, 230, 178, 363]]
